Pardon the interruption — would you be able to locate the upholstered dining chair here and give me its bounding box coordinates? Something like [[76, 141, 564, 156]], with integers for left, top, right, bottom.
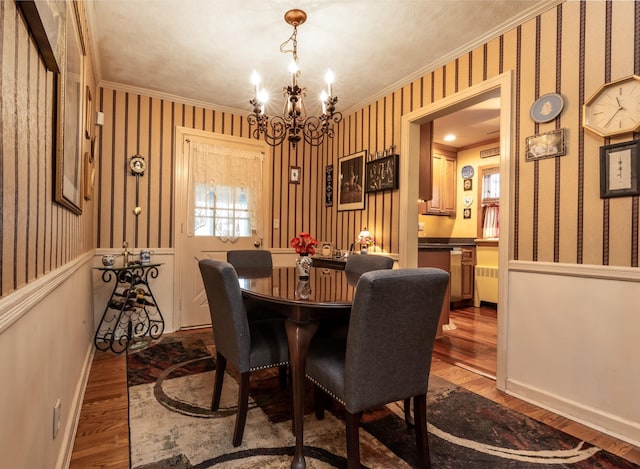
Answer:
[[344, 253, 394, 277], [319, 253, 395, 338], [227, 249, 282, 322], [198, 259, 290, 447], [227, 249, 272, 275], [305, 268, 449, 469]]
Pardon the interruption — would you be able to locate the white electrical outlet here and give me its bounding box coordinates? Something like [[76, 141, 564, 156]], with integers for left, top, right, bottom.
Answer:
[[53, 398, 61, 439], [273, 218, 280, 229], [418, 222, 425, 231]]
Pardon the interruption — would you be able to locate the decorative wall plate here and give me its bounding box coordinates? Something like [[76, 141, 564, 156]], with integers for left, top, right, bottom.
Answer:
[[463, 195, 473, 207], [461, 165, 474, 179], [530, 93, 564, 123]]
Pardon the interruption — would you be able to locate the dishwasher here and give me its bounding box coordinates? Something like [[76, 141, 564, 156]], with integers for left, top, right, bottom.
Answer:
[[449, 248, 462, 302]]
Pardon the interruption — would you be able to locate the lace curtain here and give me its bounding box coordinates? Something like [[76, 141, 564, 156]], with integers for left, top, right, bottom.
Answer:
[[482, 204, 499, 239], [187, 140, 264, 241]]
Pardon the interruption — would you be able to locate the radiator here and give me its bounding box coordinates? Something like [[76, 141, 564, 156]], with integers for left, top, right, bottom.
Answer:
[[474, 265, 498, 306]]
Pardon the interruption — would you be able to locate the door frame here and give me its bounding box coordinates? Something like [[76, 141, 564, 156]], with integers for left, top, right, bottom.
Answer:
[[173, 126, 273, 328], [399, 72, 513, 390]]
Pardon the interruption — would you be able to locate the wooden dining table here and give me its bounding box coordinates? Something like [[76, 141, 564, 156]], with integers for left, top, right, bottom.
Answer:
[[236, 265, 357, 469]]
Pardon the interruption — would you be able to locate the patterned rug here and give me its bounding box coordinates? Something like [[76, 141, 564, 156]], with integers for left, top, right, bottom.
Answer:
[[127, 331, 637, 468]]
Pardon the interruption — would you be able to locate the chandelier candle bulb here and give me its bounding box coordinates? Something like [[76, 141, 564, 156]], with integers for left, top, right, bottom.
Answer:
[[251, 70, 260, 98], [325, 69, 334, 96]]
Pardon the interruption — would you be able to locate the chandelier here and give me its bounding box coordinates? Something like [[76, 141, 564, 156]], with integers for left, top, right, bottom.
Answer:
[[248, 9, 342, 148]]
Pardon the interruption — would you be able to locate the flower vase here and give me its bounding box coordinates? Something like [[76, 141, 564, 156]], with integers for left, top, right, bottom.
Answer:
[[360, 245, 368, 254], [295, 254, 312, 279], [295, 279, 311, 300]]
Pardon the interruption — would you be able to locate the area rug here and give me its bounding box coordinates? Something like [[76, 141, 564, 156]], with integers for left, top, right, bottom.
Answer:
[[127, 331, 637, 468]]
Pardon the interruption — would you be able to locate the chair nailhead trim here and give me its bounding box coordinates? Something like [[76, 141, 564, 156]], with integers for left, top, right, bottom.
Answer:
[[249, 361, 289, 372], [306, 375, 346, 406]]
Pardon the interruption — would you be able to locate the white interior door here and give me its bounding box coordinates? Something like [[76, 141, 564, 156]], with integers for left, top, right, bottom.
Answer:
[[175, 128, 271, 328]]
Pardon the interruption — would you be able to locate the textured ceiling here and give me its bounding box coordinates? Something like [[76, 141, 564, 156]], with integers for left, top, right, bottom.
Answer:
[[86, 0, 558, 145]]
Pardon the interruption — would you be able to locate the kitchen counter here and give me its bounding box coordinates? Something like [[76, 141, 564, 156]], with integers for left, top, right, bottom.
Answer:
[[418, 238, 476, 249]]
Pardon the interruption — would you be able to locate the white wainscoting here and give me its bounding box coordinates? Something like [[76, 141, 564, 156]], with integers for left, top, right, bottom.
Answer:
[[0, 253, 95, 469], [506, 261, 640, 446]]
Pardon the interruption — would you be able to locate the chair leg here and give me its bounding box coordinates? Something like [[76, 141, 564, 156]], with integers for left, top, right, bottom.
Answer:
[[211, 352, 227, 411], [413, 394, 431, 469], [345, 411, 363, 469], [313, 384, 326, 420], [404, 397, 414, 427], [233, 372, 250, 447], [278, 364, 288, 389]]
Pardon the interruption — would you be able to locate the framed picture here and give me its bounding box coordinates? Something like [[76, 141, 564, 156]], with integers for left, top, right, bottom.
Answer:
[[325, 165, 333, 207], [84, 85, 93, 139], [338, 150, 366, 211], [17, 0, 66, 73], [54, 1, 85, 214], [365, 154, 399, 193], [289, 166, 300, 184], [600, 140, 640, 198], [83, 151, 94, 201], [525, 128, 566, 161], [463, 178, 472, 191]]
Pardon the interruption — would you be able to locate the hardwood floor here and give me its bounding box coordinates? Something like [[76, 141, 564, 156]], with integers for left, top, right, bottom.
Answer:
[[69, 324, 640, 468], [433, 303, 498, 378]]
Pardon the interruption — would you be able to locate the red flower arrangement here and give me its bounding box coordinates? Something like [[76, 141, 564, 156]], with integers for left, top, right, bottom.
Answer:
[[290, 232, 318, 255]]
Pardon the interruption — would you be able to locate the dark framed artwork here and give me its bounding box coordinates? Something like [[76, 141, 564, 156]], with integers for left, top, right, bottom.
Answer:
[[600, 140, 640, 198], [365, 154, 398, 193], [17, 0, 66, 73], [338, 150, 366, 211], [84, 85, 93, 139], [325, 165, 333, 207], [463, 178, 472, 191]]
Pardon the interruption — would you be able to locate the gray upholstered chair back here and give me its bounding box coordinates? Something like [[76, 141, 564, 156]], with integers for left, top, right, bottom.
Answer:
[[227, 250, 272, 272], [343, 268, 448, 413], [344, 254, 394, 277], [198, 259, 252, 372]]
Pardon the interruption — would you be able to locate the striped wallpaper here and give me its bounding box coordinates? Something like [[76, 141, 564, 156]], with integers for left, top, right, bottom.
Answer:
[[1, 1, 95, 297], [3, 1, 640, 299]]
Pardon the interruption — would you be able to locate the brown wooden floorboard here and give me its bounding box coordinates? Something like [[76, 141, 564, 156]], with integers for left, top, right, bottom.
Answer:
[[69, 324, 640, 467], [433, 303, 498, 378]]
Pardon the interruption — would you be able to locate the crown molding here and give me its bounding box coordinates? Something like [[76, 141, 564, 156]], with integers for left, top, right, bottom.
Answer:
[[98, 80, 247, 116], [343, 0, 562, 116]]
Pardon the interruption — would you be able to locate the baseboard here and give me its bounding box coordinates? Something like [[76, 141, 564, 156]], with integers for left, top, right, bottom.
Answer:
[[506, 378, 640, 448], [56, 342, 95, 469]]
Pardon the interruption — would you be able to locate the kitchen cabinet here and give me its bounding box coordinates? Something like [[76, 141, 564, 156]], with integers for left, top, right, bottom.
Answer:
[[460, 247, 475, 300], [418, 249, 450, 338], [426, 148, 457, 215]]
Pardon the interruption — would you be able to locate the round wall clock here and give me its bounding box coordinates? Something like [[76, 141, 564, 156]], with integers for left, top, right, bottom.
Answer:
[[583, 75, 640, 137], [461, 165, 474, 179], [129, 155, 147, 175], [530, 93, 564, 123]]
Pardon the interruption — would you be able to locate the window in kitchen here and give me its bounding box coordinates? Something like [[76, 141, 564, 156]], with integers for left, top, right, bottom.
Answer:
[[479, 166, 499, 239]]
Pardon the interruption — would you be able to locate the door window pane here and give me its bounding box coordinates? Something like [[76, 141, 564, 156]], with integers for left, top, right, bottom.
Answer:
[[193, 184, 251, 237]]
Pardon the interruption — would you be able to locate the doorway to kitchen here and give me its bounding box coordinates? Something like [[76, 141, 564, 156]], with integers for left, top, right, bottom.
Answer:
[[399, 72, 511, 389], [429, 100, 500, 379]]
